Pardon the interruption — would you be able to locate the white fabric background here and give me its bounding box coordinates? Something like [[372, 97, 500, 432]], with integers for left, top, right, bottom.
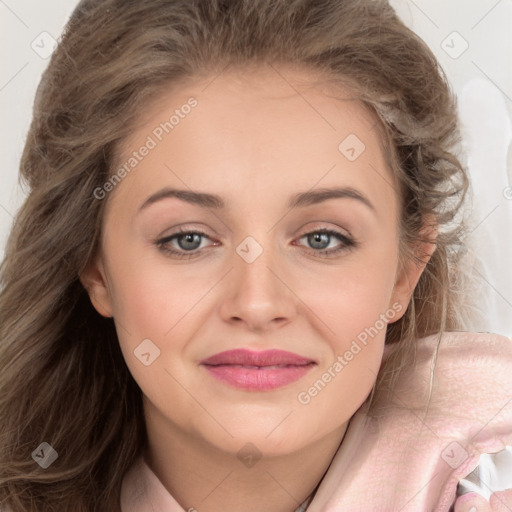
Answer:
[[1, 0, 511, 336]]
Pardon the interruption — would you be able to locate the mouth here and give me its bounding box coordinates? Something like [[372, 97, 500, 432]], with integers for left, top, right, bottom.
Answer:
[[200, 349, 317, 390]]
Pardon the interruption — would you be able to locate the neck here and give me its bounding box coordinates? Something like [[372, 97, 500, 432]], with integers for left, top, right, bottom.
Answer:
[[143, 407, 349, 512]]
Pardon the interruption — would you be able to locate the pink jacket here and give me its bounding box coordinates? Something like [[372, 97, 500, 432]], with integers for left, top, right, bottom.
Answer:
[[121, 331, 512, 511]]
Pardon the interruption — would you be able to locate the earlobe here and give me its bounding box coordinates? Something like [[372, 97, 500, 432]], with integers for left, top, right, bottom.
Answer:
[[389, 220, 438, 321], [79, 254, 113, 318]]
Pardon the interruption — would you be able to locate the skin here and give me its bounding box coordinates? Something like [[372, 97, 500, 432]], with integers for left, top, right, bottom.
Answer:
[[82, 65, 435, 512]]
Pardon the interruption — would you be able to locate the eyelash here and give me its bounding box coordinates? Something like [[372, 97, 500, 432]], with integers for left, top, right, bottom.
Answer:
[[155, 227, 357, 260]]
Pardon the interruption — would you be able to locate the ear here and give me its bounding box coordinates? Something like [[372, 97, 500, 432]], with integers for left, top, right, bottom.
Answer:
[[79, 252, 113, 318], [389, 218, 438, 322]]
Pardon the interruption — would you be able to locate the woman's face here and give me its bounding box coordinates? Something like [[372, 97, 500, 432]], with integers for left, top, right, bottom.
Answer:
[[84, 66, 427, 457]]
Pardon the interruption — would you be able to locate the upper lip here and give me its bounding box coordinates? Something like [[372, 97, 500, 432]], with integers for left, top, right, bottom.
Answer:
[[200, 349, 316, 367]]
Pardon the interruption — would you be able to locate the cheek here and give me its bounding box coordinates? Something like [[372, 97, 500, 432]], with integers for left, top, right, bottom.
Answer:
[[296, 247, 398, 338], [295, 337, 383, 438], [106, 260, 203, 414], [107, 231, 399, 361], [293, 246, 397, 384], [104, 250, 224, 382], [293, 262, 395, 428], [105, 240, 204, 337]]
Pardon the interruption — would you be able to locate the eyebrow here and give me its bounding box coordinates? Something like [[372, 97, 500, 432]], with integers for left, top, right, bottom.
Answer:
[[138, 186, 376, 213]]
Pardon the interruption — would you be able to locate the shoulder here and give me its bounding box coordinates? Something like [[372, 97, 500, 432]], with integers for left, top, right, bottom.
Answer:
[[416, 331, 512, 403], [415, 330, 512, 363], [379, 331, 512, 436], [387, 330, 512, 397]]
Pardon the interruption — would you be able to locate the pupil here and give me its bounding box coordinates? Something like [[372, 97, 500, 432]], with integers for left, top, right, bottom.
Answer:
[[309, 233, 329, 249], [179, 233, 201, 250]]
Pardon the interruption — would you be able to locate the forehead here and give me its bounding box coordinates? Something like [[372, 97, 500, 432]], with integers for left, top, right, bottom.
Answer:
[[109, 65, 397, 217]]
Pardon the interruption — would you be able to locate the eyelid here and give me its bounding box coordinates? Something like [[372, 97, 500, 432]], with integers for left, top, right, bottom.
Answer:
[[295, 222, 354, 240], [155, 223, 357, 259], [156, 224, 216, 241], [293, 227, 357, 257], [155, 227, 217, 248]]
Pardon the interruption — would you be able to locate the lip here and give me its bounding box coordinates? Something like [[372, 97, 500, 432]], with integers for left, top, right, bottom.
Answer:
[[200, 349, 316, 391]]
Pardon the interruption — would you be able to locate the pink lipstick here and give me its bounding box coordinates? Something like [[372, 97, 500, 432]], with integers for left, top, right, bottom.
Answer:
[[200, 349, 316, 390]]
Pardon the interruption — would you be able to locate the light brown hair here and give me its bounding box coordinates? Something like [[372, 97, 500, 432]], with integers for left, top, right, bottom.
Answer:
[[0, 0, 469, 510]]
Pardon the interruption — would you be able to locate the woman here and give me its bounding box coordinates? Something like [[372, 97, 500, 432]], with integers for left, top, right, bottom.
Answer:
[[1, 1, 511, 511]]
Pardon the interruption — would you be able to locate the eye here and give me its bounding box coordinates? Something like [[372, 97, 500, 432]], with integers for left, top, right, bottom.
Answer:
[[155, 227, 357, 260], [294, 228, 356, 257], [156, 228, 217, 259]]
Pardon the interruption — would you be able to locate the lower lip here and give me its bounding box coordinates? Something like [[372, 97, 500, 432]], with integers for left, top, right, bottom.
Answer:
[[201, 364, 315, 390]]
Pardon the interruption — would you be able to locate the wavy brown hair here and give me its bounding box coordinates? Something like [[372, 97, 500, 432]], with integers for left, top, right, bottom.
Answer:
[[0, 0, 469, 510]]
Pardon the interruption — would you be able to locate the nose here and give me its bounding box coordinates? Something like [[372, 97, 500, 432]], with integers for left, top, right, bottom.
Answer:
[[218, 238, 298, 333]]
